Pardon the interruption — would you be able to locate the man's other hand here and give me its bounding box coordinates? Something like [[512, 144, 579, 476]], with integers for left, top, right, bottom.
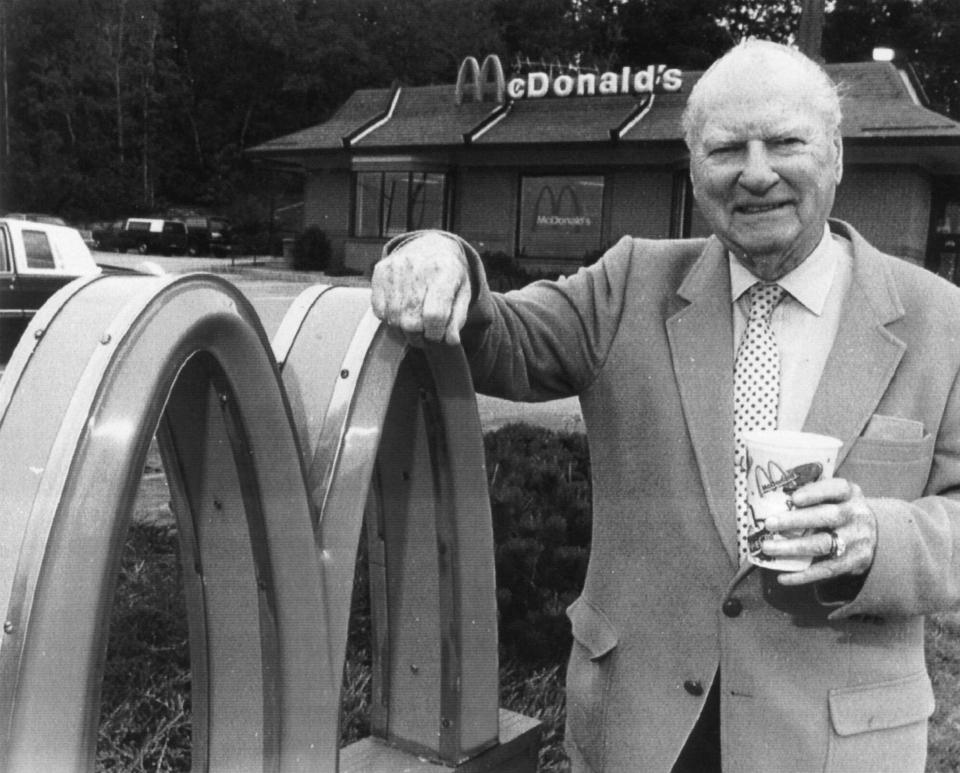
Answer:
[[371, 232, 472, 346], [762, 479, 878, 586]]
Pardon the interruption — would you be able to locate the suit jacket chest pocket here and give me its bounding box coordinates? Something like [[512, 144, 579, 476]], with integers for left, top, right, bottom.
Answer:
[[837, 434, 935, 501]]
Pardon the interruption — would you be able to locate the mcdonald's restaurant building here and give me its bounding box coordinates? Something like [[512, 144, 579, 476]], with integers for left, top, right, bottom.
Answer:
[[249, 54, 960, 281]]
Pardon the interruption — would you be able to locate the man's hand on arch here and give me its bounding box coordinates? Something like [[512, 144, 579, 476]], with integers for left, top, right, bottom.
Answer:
[[371, 232, 472, 347]]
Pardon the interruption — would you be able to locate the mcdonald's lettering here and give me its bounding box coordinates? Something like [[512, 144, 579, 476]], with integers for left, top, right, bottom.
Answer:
[[536, 214, 592, 227], [506, 64, 683, 100]]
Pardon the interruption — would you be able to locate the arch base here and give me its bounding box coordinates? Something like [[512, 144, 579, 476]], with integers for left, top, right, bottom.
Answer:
[[342, 710, 541, 773]]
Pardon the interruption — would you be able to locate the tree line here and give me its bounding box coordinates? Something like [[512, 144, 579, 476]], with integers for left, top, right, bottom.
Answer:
[[1, 0, 958, 231]]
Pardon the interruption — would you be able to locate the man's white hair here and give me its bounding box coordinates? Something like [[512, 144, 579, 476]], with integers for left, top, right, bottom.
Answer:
[[681, 39, 843, 148]]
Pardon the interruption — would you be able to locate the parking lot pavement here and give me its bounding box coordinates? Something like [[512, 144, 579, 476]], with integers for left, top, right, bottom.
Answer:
[[476, 394, 583, 433], [92, 251, 378, 288], [93, 250, 291, 276]]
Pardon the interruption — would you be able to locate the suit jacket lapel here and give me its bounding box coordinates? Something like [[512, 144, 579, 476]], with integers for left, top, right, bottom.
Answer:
[[667, 237, 740, 564], [802, 221, 906, 466]]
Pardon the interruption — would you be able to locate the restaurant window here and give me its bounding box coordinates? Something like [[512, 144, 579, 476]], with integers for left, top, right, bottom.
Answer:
[[927, 180, 960, 285], [519, 175, 604, 259], [672, 172, 695, 238], [355, 171, 447, 237]]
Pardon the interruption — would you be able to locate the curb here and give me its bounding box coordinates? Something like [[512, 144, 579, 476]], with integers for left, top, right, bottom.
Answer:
[[96, 251, 369, 286], [222, 263, 371, 286]]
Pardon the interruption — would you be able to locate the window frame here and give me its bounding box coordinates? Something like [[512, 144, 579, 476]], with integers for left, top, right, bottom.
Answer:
[[353, 170, 449, 238], [0, 227, 11, 274]]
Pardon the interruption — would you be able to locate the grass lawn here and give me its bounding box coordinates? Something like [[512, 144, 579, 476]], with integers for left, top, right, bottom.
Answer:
[[95, 433, 960, 772]]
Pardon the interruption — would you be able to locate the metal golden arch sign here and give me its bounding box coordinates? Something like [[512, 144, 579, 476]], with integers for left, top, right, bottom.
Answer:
[[0, 273, 539, 771], [455, 54, 506, 104]]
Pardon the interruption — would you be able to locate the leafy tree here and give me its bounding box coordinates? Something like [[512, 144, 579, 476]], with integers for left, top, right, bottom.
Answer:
[[3, 0, 960, 222], [823, 0, 960, 120], [720, 0, 802, 46], [616, 0, 744, 68]]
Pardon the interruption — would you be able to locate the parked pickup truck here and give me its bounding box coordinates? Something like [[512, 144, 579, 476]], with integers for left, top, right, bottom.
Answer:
[[115, 218, 188, 256], [0, 217, 105, 361]]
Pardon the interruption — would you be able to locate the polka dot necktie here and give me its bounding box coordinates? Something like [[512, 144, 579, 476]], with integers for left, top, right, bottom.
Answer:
[[734, 282, 785, 562]]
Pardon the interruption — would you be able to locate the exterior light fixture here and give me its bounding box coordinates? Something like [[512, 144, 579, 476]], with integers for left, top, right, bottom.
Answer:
[[873, 47, 896, 62]]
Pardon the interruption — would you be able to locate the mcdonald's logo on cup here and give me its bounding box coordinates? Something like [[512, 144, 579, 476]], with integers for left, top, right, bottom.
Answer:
[[742, 430, 842, 572]]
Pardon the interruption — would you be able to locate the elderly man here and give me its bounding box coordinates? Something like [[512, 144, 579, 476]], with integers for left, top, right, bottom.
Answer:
[[371, 40, 960, 772]]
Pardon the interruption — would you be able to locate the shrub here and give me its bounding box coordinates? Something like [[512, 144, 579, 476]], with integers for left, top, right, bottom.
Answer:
[[481, 251, 544, 291], [291, 226, 332, 271], [98, 522, 191, 770], [484, 424, 592, 666], [581, 246, 606, 267]]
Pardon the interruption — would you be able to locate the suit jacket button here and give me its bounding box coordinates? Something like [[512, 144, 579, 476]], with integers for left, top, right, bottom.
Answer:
[[722, 598, 743, 618], [683, 679, 704, 696]]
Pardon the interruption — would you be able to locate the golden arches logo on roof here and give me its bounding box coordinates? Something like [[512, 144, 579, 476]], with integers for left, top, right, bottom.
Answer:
[[455, 54, 506, 104]]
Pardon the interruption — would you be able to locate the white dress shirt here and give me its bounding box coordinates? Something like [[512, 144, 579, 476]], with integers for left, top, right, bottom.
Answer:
[[729, 225, 854, 431]]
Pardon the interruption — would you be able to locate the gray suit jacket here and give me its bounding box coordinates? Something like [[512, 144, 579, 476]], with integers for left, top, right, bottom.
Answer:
[[455, 220, 960, 772]]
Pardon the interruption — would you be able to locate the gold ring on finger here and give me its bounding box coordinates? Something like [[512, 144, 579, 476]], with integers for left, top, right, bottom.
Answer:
[[828, 530, 847, 560]]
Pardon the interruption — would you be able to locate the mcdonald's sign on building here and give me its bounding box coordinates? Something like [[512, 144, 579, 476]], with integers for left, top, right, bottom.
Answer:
[[250, 52, 960, 280]]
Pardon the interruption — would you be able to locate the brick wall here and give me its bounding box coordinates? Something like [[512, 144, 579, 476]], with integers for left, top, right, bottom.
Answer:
[[832, 167, 932, 264], [455, 169, 517, 255], [304, 169, 352, 258], [606, 170, 675, 243]]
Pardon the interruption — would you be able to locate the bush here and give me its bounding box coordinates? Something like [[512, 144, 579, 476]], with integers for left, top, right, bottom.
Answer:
[[98, 522, 191, 770], [291, 226, 332, 271], [484, 424, 592, 666], [581, 246, 606, 267], [481, 251, 545, 291]]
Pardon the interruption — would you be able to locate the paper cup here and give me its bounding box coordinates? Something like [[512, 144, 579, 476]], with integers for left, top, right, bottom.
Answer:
[[743, 430, 842, 572]]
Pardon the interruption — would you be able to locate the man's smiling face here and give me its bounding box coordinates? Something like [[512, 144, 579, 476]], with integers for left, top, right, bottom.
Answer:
[[688, 56, 843, 281]]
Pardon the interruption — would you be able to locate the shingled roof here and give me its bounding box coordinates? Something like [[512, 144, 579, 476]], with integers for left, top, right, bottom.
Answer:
[[248, 61, 960, 157]]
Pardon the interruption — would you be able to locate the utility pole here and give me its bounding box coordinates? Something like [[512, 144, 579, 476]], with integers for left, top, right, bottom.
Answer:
[[798, 0, 825, 62]]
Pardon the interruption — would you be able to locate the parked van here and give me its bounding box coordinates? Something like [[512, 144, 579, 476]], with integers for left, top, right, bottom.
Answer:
[[115, 218, 188, 256], [185, 216, 233, 257]]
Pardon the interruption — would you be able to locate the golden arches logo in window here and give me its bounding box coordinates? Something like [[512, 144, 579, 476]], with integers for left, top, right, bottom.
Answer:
[[531, 184, 592, 231]]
